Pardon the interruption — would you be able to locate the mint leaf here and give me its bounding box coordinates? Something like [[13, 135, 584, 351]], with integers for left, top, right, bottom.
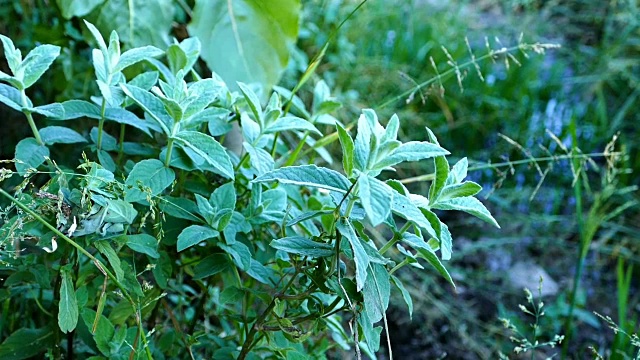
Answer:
[[253, 165, 351, 193], [359, 175, 393, 227], [431, 196, 500, 228], [174, 131, 234, 179], [124, 159, 175, 202], [39, 126, 86, 145], [336, 219, 369, 292], [126, 234, 160, 258], [177, 225, 219, 252], [270, 236, 334, 258], [58, 266, 79, 333]]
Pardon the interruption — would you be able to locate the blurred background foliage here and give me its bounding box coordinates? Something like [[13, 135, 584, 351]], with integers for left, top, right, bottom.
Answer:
[[0, 0, 638, 358]]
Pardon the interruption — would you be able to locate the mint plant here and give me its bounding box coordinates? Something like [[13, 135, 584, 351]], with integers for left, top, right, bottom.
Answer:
[[0, 22, 498, 359]]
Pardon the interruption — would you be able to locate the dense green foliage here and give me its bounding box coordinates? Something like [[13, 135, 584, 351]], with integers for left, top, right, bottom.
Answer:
[[0, 0, 638, 359]]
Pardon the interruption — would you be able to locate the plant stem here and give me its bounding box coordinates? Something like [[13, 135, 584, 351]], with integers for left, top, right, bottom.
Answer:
[[0, 188, 153, 360], [379, 222, 411, 255], [164, 138, 174, 167], [96, 98, 107, 151]]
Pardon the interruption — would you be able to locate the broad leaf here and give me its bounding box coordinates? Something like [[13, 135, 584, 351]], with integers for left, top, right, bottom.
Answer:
[[403, 233, 455, 289], [336, 123, 354, 177], [427, 128, 449, 201], [94, 241, 124, 281], [124, 159, 175, 202], [57, 0, 103, 19], [15, 138, 49, 176], [126, 234, 160, 258], [19, 44, 61, 89], [0, 83, 23, 111], [189, 0, 300, 92], [253, 165, 351, 193], [358, 175, 393, 227], [58, 266, 79, 333], [270, 236, 334, 258], [390, 191, 439, 241], [103, 199, 138, 224], [219, 242, 251, 271], [437, 181, 482, 202], [87, 0, 175, 48], [243, 142, 274, 176], [264, 116, 321, 135], [174, 131, 234, 179], [375, 141, 450, 170], [391, 275, 413, 319], [121, 84, 173, 134], [0, 327, 55, 360], [39, 126, 86, 145], [193, 254, 230, 279], [336, 219, 369, 292], [362, 263, 390, 324], [113, 46, 164, 73], [177, 225, 219, 252], [431, 196, 500, 228]]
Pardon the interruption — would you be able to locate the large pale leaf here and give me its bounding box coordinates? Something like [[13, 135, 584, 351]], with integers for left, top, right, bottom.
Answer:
[[124, 159, 175, 202], [336, 219, 369, 292], [177, 225, 219, 252], [19, 44, 61, 89], [431, 196, 500, 228], [173, 131, 234, 179], [189, 0, 301, 91], [270, 236, 334, 258], [87, 0, 175, 48], [56, 0, 103, 19], [362, 263, 390, 324], [39, 126, 86, 145], [252, 165, 351, 193], [358, 175, 392, 227], [126, 234, 160, 258], [58, 266, 79, 333], [15, 138, 49, 176]]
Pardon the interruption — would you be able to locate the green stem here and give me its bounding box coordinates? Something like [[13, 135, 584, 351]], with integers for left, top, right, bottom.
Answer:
[[379, 222, 411, 255], [96, 98, 107, 151], [388, 258, 412, 276], [0, 188, 153, 360], [283, 132, 309, 167], [164, 138, 174, 167]]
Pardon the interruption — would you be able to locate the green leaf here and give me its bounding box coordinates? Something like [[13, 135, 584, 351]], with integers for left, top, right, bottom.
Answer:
[[31, 103, 65, 118], [375, 141, 450, 170], [159, 196, 200, 221], [252, 165, 351, 193], [440, 221, 453, 261], [390, 275, 413, 319], [431, 197, 500, 228], [336, 123, 354, 177], [0, 35, 22, 74], [80, 308, 114, 356], [362, 263, 390, 324], [449, 157, 468, 183], [15, 138, 49, 176], [353, 110, 375, 172], [219, 242, 251, 271], [0, 83, 24, 111], [358, 175, 393, 227], [336, 219, 369, 292], [270, 236, 334, 258], [103, 199, 138, 224], [390, 191, 439, 241], [58, 266, 79, 333], [437, 181, 482, 202], [219, 286, 245, 307], [56, 0, 103, 19], [357, 311, 382, 353], [177, 225, 219, 252], [189, 0, 300, 92], [243, 142, 274, 176], [87, 0, 175, 48], [173, 131, 234, 179], [113, 46, 164, 73], [19, 44, 60, 89], [403, 233, 455, 289], [39, 126, 86, 145], [124, 159, 175, 202], [121, 84, 173, 135], [427, 128, 449, 201], [236, 82, 262, 123], [94, 241, 124, 281], [126, 234, 160, 258], [0, 326, 55, 360], [264, 116, 321, 135], [193, 254, 230, 279]]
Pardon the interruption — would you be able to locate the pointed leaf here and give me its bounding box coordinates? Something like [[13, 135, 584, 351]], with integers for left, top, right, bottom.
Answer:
[[177, 225, 219, 252], [124, 159, 175, 202], [270, 236, 334, 258], [252, 165, 351, 193], [265, 116, 321, 135], [58, 266, 79, 333], [362, 263, 390, 324], [126, 234, 160, 258], [219, 242, 251, 271], [15, 138, 49, 176], [391, 275, 413, 319], [94, 241, 124, 282], [39, 126, 86, 145], [336, 123, 354, 177], [174, 131, 234, 179], [390, 191, 439, 240], [0, 83, 23, 111], [20, 44, 60, 89], [431, 196, 500, 228], [113, 46, 164, 73], [359, 175, 392, 226], [121, 84, 172, 134], [375, 141, 450, 169], [437, 181, 482, 202], [336, 219, 369, 292], [193, 254, 230, 279]]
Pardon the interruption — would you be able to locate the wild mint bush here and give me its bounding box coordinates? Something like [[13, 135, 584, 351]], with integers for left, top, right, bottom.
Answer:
[[0, 22, 498, 359]]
